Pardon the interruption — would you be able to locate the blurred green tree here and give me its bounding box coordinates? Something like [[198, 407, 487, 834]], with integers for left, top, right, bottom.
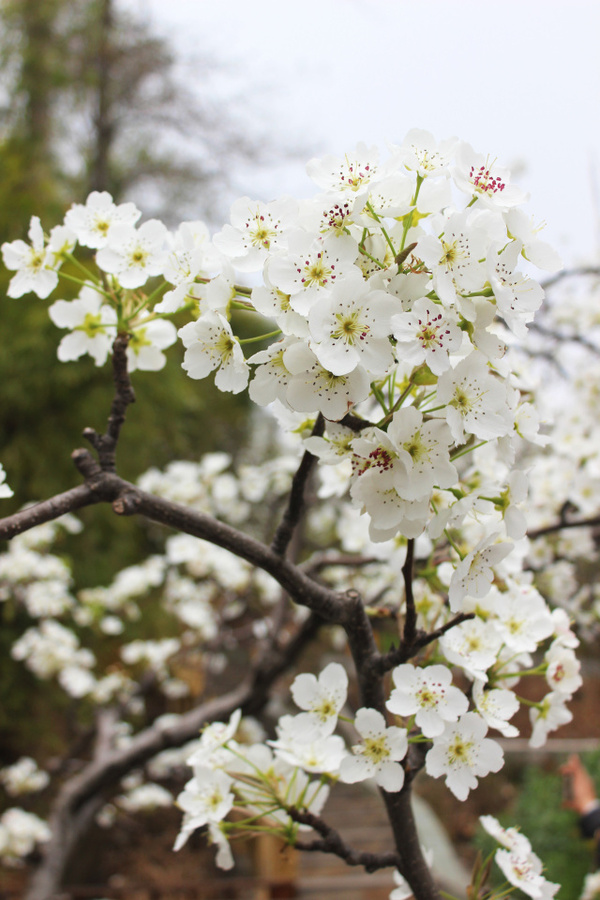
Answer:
[[0, 0, 258, 584]]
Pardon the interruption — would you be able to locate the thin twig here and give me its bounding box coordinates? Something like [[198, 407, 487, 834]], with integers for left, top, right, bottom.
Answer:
[[528, 514, 600, 539], [270, 413, 324, 557]]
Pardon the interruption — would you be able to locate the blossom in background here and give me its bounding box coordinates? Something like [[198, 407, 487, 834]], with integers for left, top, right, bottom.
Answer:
[[0, 808, 51, 866], [0, 464, 13, 499], [0, 758, 50, 796], [481, 814, 559, 899]]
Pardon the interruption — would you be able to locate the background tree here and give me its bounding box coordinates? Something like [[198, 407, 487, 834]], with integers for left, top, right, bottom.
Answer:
[[0, 0, 271, 583]]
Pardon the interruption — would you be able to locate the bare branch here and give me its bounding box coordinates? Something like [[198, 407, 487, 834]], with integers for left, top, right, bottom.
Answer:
[[0, 484, 100, 541], [369, 611, 475, 676], [401, 538, 416, 646], [291, 807, 400, 873], [270, 413, 324, 557], [528, 514, 600, 539], [81, 334, 136, 471], [541, 266, 600, 291]]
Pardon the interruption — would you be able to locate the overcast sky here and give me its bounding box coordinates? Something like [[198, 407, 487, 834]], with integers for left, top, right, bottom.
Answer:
[[125, 0, 600, 265]]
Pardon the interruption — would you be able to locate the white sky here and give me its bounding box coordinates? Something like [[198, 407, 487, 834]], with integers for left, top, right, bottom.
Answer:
[[126, 0, 600, 264]]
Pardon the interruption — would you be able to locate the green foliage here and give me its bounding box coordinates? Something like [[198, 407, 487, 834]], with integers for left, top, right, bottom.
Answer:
[[477, 754, 600, 900]]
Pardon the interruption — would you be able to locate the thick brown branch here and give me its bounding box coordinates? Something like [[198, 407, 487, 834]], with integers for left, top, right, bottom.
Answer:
[[270, 413, 324, 557], [0, 484, 100, 541], [291, 808, 400, 872]]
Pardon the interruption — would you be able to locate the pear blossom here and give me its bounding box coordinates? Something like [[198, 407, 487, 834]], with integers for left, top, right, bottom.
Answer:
[[290, 662, 348, 734], [269, 714, 346, 774], [213, 196, 298, 271], [392, 128, 457, 178], [479, 814, 532, 855], [453, 142, 527, 210], [307, 279, 397, 376], [529, 692, 573, 748], [2, 216, 60, 298], [386, 663, 468, 737], [448, 534, 512, 611], [472, 681, 519, 737], [64, 191, 141, 249], [155, 220, 219, 314], [0, 464, 13, 499], [425, 712, 504, 800], [0, 758, 50, 796], [126, 319, 177, 372], [386, 407, 458, 501], [49, 286, 117, 366], [179, 312, 250, 393], [391, 297, 462, 375], [339, 708, 407, 791], [491, 582, 555, 653], [96, 219, 168, 289], [0, 808, 51, 865], [544, 642, 582, 695], [174, 766, 235, 851], [186, 710, 242, 770], [495, 847, 559, 899], [434, 352, 514, 444], [266, 231, 358, 315], [439, 616, 503, 681], [306, 143, 379, 195], [284, 342, 371, 419]]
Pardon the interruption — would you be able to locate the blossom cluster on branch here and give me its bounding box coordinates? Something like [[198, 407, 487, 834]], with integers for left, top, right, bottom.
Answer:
[[1, 130, 596, 900]]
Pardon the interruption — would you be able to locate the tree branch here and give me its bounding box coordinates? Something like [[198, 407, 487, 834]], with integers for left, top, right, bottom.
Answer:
[[0, 484, 100, 541], [291, 807, 400, 873], [81, 333, 136, 471], [528, 513, 600, 539], [270, 413, 324, 557]]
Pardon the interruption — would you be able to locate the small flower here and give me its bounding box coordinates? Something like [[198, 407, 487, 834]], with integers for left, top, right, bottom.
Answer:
[[179, 312, 249, 393], [425, 712, 504, 800], [339, 708, 407, 791], [49, 286, 117, 366], [96, 219, 168, 289], [2, 216, 60, 298], [290, 662, 348, 734], [64, 191, 141, 249], [386, 663, 468, 737], [0, 464, 13, 499]]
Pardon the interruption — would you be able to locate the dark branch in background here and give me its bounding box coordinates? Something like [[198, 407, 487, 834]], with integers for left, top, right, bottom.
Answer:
[[81, 334, 136, 471], [270, 413, 324, 557], [529, 319, 600, 359], [541, 266, 600, 291], [528, 514, 600, 540], [291, 807, 400, 872]]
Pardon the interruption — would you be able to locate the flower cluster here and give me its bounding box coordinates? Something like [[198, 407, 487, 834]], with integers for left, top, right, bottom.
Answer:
[[480, 815, 559, 899]]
